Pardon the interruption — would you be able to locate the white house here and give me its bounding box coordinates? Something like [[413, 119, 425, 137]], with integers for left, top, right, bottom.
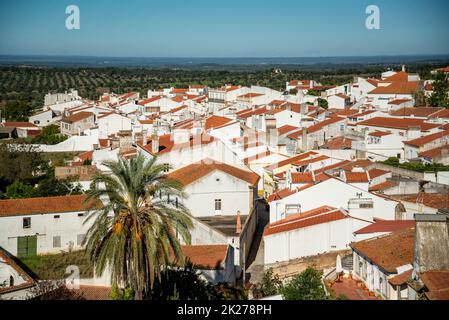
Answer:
[[268, 176, 399, 224], [328, 94, 351, 109], [167, 159, 259, 219], [264, 206, 372, 265], [96, 112, 133, 139], [0, 195, 102, 257], [351, 227, 415, 300], [0, 246, 36, 300]]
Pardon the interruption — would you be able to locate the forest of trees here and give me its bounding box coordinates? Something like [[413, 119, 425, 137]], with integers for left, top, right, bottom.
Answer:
[[0, 61, 448, 121]]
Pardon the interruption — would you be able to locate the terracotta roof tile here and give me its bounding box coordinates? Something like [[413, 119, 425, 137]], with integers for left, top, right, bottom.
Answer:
[[205, 115, 233, 130], [354, 220, 415, 235], [390, 107, 443, 117], [357, 117, 439, 131], [0, 195, 102, 217], [388, 269, 413, 286], [2, 122, 38, 128], [62, 112, 94, 124], [264, 207, 348, 237], [167, 159, 259, 186], [350, 227, 415, 273], [369, 181, 398, 192], [181, 245, 229, 270], [419, 144, 449, 159], [404, 130, 449, 147], [321, 136, 353, 150], [400, 193, 449, 210], [345, 171, 369, 183]]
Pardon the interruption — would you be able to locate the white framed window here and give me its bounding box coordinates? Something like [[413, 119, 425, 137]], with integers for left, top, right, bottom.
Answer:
[[23, 217, 31, 229], [53, 236, 61, 248], [215, 199, 222, 211], [77, 234, 85, 246]]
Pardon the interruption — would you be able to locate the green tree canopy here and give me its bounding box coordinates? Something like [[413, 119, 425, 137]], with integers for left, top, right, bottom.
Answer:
[[83, 154, 193, 299], [281, 267, 328, 300], [428, 72, 449, 108]]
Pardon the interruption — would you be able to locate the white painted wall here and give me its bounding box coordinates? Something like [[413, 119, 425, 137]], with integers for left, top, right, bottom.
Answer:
[[264, 216, 370, 265], [0, 211, 97, 256]]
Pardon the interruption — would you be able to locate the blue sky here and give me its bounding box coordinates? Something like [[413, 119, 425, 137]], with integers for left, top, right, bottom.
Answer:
[[0, 0, 448, 57]]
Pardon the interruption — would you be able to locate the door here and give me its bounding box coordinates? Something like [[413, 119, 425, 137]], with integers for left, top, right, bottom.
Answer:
[[17, 236, 37, 258]]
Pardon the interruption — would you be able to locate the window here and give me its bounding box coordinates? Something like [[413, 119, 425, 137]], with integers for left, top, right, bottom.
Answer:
[[77, 234, 85, 246], [359, 202, 374, 209], [215, 199, 222, 211], [53, 236, 61, 248], [163, 163, 170, 172], [23, 217, 31, 229], [54, 215, 60, 219], [77, 213, 84, 217]]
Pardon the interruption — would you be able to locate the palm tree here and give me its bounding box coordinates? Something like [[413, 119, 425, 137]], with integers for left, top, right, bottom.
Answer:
[[83, 154, 192, 299]]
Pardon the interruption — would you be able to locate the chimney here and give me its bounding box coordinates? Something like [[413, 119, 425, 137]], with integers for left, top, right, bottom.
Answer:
[[151, 132, 159, 154], [236, 211, 242, 234], [286, 169, 292, 190], [173, 128, 190, 145], [413, 213, 449, 273], [142, 129, 148, 146], [301, 128, 308, 151], [402, 64, 406, 72]]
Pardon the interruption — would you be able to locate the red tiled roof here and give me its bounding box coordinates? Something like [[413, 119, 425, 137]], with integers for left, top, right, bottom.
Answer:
[[368, 131, 392, 137], [243, 151, 272, 164], [181, 245, 228, 270], [384, 71, 409, 82], [77, 150, 93, 162], [277, 125, 299, 135], [388, 99, 412, 105], [388, 269, 413, 286], [267, 186, 310, 203], [287, 117, 346, 139], [400, 193, 449, 210], [390, 107, 443, 117], [139, 133, 215, 155], [264, 207, 348, 237], [369, 81, 419, 95], [419, 144, 449, 159], [368, 169, 390, 179], [334, 93, 350, 100], [350, 227, 415, 273], [238, 93, 264, 99], [205, 115, 233, 130], [357, 117, 440, 131], [169, 105, 188, 114], [264, 151, 319, 171], [345, 171, 369, 183], [70, 285, 112, 300], [314, 160, 351, 174], [0, 195, 102, 217], [2, 122, 38, 128], [138, 96, 162, 106], [354, 220, 415, 235], [404, 130, 449, 147], [62, 112, 94, 124], [369, 180, 398, 192], [420, 271, 449, 300], [167, 159, 260, 186], [291, 172, 315, 184], [321, 136, 353, 150]]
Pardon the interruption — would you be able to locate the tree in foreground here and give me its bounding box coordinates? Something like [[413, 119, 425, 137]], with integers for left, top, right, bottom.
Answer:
[[281, 267, 328, 300], [83, 155, 193, 300], [428, 71, 449, 108]]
